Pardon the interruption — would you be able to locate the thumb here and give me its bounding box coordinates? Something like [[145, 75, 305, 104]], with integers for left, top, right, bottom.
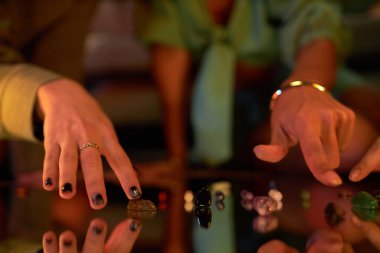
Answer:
[[253, 125, 291, 163]]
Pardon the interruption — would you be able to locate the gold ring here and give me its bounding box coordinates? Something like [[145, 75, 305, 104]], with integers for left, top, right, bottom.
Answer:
[[79, 142, 100, 152]]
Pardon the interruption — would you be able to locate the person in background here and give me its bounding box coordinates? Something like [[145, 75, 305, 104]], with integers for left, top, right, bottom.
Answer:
[[0, 0, 141, 209], [136, 0, 379, 187]]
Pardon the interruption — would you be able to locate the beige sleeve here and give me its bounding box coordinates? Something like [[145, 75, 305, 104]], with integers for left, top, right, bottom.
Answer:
[[0, 64, 61, 142]]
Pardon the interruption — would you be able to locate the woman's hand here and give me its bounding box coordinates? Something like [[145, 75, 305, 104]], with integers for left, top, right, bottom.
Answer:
[[37, 79, 141, 209], [254, 85, 355, 186]]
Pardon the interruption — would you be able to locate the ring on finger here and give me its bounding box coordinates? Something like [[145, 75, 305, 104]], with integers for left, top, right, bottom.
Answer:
[[79, 142, 100, 153]]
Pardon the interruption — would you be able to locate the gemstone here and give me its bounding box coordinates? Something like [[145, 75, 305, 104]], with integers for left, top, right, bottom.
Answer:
[[240, 190, 254, 200], [324, 202, 345, 227], [252, 196, 278, 216], [215, 191, 225, 201], [194, 187, 211, 207], [252, 215, 279, 233], [215, 201, 225, 211], [195, 207, 212, 229], [351, 191, 379, 210], [127, 199, 157, 211], [241, 199, 254, 211], [268, 189, 283, 201]]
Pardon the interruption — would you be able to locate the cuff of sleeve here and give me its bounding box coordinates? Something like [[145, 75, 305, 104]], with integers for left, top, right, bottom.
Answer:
[[0, 64, 61, 142]]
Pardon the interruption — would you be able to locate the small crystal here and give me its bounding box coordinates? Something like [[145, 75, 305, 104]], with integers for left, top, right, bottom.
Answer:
[[215, 191, 225, 201], [252, 196, 278, 216], [240, 190, 254, 200], [216, 201, 225, 211], [194, 187, 211, 207], [195, 207, 212, 229], [268, 189, 283, 201], [252, 215, 279, 233], [351, 191, 379, 210]]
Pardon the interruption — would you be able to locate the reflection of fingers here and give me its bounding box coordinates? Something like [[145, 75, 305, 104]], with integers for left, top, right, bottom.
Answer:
[[104, 142, 141, 200], [352, 215, 380, 250], [349, 138, 380, 182], [258, 240, 299, 253], [335, 106, 355, 152], [43, 143, 60, 191], [43, 231, 58, 253], [59, 230, 78, 253], [105, 219, 141, 253], [82, 218, 107, 253], [59, 142, 78, 199], [320, 115, 340, 169], [80, 147, 107, 209]]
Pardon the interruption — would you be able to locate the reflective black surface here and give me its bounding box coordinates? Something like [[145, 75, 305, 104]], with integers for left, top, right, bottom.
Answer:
[[0, 169, 379, 253]]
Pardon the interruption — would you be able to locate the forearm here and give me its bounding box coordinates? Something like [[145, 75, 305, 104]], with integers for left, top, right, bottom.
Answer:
[[152, 45, 191, 159], [283, 39, 337, 90]]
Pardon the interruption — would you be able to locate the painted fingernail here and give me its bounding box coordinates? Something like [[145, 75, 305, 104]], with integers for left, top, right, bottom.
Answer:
[[45, 178, 53, 186], [93, 225, 104, 235], [350, 168, 360, 180], [92, 193, 104, 206], [62, 183, 72, 193], [130, 220, 140, 231], [45, 237, 53, 244], [130, 186, 141, 199], [63, 239, 72, 247]]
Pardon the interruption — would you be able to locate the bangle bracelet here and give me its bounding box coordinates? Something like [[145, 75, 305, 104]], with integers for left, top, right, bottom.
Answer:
[[270, 80, 326, 110]]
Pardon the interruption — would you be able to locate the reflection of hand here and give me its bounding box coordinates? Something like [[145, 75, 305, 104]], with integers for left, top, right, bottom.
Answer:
[[254, 86, 355, 186], [42, 218, 141, 253], [258, 240, 299, 253], [349, 137, 380, 182], [352, 215, 380, 250], [38, 80, 141, 209]]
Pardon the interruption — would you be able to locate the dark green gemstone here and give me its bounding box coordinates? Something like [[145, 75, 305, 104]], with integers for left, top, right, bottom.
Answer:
[[351, 191, 379, 210], [352, 208, 379, 221]]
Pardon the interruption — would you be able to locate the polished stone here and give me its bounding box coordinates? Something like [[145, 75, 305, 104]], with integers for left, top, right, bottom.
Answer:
[[195, 207, 212, 229], [351, 191, 379, 210], [252, 196, 278, 216], [127, 199, 157, 211], [194, 187, 211, 207]]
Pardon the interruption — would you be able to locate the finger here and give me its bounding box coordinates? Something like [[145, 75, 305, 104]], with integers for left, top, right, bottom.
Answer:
[[253, 124, 290, 163], [349, 137, 380, 182], [105, 219, 141, 253], [80, 144, 107, 209], [320, 112, 340, 169], [59, 230, 78, 253], [352, 215, 380, 250], [334, 103, 355, 152], [103, 141, 142, 200], [297, 123, 342, 186], [43, 143, 60, 191], [43, 231, 58, 253], [59, 141, 78, 199], [258, 240, 300, 253], [82, 218, 108, 253]]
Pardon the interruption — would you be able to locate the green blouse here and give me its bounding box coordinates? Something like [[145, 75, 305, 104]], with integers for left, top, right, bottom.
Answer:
[[137, 0, 353, 165]]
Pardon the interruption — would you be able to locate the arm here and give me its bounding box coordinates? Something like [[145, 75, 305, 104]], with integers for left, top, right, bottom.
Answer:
[[152, 45, 191, 161]]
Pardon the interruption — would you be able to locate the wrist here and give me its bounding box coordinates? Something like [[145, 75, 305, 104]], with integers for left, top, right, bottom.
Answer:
[[270, 80, 327, 110]]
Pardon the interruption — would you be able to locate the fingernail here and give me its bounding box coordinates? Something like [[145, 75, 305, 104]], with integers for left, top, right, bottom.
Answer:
[[352, 215, 362, 227], [45, 237, 53, 244], [328, 174, 342, 186], [130, 186, 141, 199], [63, 239, 72, 247], [350, 168, 360, 180], [92, 193, 104, 206], [130, 220, 140, 231], [62, 183, 72, 193], [45, 178, 53, 186], [93, 225, 104, 235]]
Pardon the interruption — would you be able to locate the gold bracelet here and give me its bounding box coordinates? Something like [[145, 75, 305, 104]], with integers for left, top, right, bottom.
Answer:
[[270, 80, 326, 110]]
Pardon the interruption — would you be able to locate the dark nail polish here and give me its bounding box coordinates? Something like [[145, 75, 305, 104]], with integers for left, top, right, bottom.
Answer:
[[45, 237, 53, 244], [63, 239, 72, 247], [62, 183, 72, 193], [130, 186, 141, 199], [130, 221, 140, 231], [93, 225, 103, 235], [92, 193, 104, 206], [45, 178, 53, 186]]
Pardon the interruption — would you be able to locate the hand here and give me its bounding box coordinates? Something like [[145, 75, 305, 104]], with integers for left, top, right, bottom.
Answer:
[[351, 215, 380, 250], [254, 86, 355, 186], [42, 218, 141, 253], [37, 79, 141, 209], [349, 137, 380, 182]]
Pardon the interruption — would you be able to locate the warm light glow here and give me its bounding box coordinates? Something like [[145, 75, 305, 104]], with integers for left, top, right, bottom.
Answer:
[[184, 202, 194, 212], [184, 190, 194, 203]]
